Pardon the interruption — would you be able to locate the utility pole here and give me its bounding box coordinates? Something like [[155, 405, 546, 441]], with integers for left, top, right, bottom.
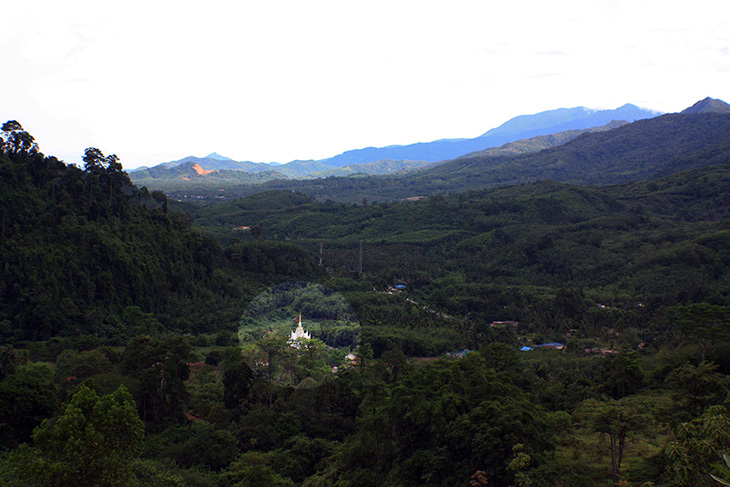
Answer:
[[319, 242, 323, 267], [359, 239, 363, 274]]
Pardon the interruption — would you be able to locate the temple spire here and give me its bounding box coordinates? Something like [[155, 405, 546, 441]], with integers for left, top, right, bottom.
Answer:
[[289, 311, 310, 348]]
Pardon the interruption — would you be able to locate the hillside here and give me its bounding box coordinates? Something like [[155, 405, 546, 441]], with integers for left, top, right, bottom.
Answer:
[[137, 153, 271, 172], [204, 109, 730, 203], [131, 160, 287, 182], [421, 112, 730, 186], [0, 123, 321, 341], [310, 159, 438, 177], [457, 119, 628, 159], [681, 96, 730, 114]]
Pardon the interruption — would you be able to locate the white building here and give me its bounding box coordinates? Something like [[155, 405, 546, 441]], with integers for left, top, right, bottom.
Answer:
[[288, 312, 311, 348]]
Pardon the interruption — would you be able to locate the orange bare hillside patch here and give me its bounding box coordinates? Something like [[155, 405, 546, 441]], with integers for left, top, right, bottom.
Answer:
[[192, 163, 214, 176]]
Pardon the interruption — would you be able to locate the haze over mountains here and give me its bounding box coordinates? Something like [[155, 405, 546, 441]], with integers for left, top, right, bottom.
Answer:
[[131, 102, 660, 183]]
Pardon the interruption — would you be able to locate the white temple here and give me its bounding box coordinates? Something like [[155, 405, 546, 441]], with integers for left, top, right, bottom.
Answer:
[[288, 312, 310, 348]]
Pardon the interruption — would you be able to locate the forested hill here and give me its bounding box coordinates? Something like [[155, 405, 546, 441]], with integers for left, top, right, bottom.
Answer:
[[218, 111, 730, 203], [427, 112, 730, 186], [0, 122, 322, 341]]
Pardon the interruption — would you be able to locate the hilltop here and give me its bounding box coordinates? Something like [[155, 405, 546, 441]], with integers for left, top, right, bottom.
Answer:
[[681, 96, 730, 114]]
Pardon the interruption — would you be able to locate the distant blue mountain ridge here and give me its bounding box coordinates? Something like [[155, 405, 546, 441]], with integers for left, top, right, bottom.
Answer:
[[205, 152, 235, 162], [318, 104, 661, 167], [133, 103, 661, 176]]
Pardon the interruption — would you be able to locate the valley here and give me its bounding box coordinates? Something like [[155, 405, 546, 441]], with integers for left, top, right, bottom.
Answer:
[[1, 100, 730, 486]]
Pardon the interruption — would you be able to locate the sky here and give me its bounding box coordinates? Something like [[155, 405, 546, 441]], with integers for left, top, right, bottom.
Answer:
[[2, 0, 729, 170]]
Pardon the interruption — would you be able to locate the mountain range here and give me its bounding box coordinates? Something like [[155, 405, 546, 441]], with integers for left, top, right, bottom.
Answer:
[[130, 97, 730, 204], [131, 102, 660, 184], [163, 97, 730, 203], [319, 103, 660, 167]]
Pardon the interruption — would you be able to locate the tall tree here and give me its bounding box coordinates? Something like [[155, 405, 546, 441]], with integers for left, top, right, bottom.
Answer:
[[0, 365, 56, 449], [4, 385, 143, 487], [1, 120, 39, 155], [671, 303, 730, 361], [575, 396, 653, 485], [602, 351, 645, 399], [122, 335, 193, 422], [666, 361, 730, 419], [223, 359, 255, 411], [82, 147, 114, 174]]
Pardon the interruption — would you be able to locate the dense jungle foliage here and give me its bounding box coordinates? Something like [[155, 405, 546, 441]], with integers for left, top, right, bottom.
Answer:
[[0, 124, 323, 341], [190, 163, 730, 354], [1, 120, 730, 486]]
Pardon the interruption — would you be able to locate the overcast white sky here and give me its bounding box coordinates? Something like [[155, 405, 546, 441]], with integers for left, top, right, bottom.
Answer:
[[2, 0, 729, 169]]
